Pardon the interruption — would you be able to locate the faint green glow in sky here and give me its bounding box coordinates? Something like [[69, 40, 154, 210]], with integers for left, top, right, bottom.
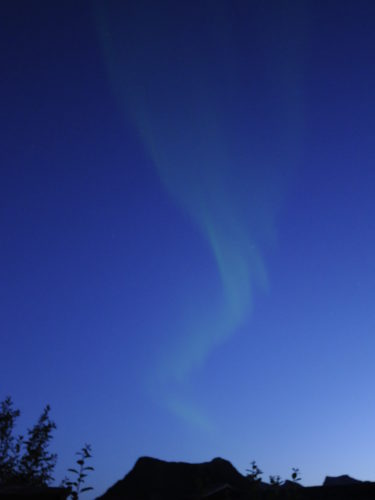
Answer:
[[94, 0, 304, 427], [165, 394, 215, 433]]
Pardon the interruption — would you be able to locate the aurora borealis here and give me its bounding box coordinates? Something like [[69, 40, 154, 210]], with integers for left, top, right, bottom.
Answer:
[[2, 1, 375, 497], [95, 0, 304, 425]]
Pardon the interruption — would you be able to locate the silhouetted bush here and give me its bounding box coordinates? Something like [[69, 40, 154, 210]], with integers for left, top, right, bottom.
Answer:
[[246, 461, 263, 482], [0, 397, 94, 499], [0, 397, 56, 486], [63, 444, 94, 499]]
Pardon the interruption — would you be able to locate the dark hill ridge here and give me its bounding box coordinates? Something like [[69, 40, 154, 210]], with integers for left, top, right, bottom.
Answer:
[[97, 456, 252, 499], [96, 456, 375, 500], [323, 474, 363, 486]]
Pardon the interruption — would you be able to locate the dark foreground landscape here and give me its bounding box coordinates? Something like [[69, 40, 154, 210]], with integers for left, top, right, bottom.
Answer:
[[97, 457, 375, 500]]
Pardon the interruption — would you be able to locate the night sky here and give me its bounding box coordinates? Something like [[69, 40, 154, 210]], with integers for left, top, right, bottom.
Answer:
[[2, 1, 375, 497]]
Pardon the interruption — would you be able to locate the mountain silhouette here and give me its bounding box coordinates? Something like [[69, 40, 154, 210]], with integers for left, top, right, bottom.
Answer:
[[323, 474, 363, 486], [96, 456, 252, 499], [96, 457, 375, 500]]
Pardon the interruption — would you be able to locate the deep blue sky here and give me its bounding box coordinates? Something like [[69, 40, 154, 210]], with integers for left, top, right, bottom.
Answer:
[[2, 1, 375, 497]]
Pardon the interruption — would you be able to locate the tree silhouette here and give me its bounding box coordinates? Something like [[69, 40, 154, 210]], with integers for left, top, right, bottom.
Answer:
[[0, 397, 56, 486], [18, 405, 57, 486], [0, 397, 22, 485]]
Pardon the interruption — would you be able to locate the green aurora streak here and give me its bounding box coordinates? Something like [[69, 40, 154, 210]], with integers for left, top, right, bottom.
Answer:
[[94, 0, 304, 427]]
